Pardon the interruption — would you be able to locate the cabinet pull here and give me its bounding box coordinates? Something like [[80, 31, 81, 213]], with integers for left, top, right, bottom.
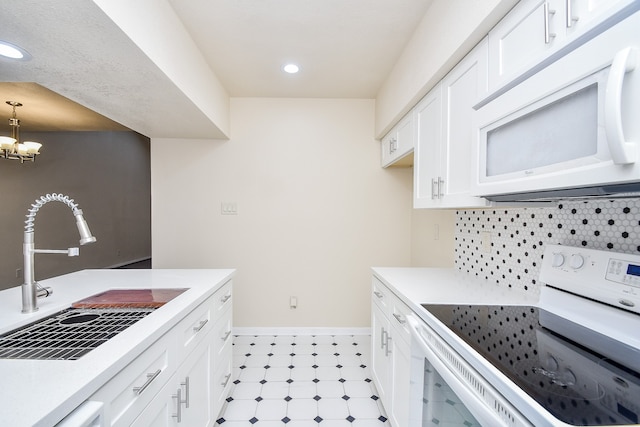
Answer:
[[373, 291, 383, 299], [544, 2, 556, 44], [393, 313, 406, 325], [221, 373, 232, 387], [221, 330, 232, 341], [182, 377, 190, 409], [437, 177, 444, 199], [385, 335, 392, 357], [431, 178, 438, 199], [172, 388, 183, 422], [193, 318, 209, 333], [221, 293, 232, 303], [380, 327, 387, 350], [132, 369, 162, 395], [565, 0, 578, 27]]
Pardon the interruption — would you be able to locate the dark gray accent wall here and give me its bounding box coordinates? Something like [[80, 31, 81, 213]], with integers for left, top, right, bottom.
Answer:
[[0, 131, 151, 291]]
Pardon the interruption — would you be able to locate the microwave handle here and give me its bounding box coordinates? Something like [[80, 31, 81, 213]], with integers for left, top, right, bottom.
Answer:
[[406, 315, 512, 427], [605, 47, 638, 165]]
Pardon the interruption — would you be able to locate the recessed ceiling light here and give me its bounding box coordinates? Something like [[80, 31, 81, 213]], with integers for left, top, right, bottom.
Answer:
[[283, 63, 300, 74], [0, 41, 30, 60]]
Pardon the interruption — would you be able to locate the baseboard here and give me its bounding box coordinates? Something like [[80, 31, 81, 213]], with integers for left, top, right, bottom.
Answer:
[[232, 327, 371, 336]]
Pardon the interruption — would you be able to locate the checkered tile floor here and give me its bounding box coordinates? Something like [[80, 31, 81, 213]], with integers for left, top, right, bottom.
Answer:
[[215, 335, 390, 426]]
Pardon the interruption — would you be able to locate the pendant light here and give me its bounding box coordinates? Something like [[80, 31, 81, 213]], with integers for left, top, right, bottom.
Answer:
[[0, 101, 42, 162]]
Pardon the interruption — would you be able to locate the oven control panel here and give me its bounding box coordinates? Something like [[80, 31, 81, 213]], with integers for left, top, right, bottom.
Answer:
[[540, 244, 640, 314]]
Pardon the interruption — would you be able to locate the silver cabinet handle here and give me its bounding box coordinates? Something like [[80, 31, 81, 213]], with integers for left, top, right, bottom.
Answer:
[[437, 177, 444, 199], [373, 291, 383, 299], [172, 388, 183, 422], [565, 0, 578, 27], [380, 327, 387, 350], [544, 2, 556, 44], [393, 313, 406, 325], [132, 369, 162, 395], [193, 318, 209, 333], [221, 294, 232, 303], [431, 178, 438, 199], [222, 330, 232, 341], [385, 335, 392, 357], [221, 373, 232, 387], [182, 377, 190, 408]]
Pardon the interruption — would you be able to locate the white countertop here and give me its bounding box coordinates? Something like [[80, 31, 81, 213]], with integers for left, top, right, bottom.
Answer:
[[0, 268, 235, 427]]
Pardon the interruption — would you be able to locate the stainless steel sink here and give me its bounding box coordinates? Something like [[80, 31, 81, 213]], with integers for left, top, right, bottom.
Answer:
[[0, 307, 157, 360]]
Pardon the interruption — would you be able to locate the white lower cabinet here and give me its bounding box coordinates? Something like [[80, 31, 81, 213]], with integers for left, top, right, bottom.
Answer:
[[90, 280, 233, 427], [131, 333, 211, 426], [371, 277, 410, 427]]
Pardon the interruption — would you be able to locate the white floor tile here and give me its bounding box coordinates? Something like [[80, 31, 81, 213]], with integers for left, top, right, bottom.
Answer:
[[264, 366, 291, 381], [292, 343, 316, 354], [260, 381, 290, 399], [291, 354, 315, 366], [288, 381, 317, 399], [340, 366, 368, 381], [337, 354, 363, 367], [230, 382, 263, 400], [287, 398, 318, 419], [238, 366, 267, 382], [315, 354, 339, 367], [286, 421, 320, 427], [318, 398, 350, 419], [319, 420, 353, 427], [255, 399, 288, 420], [343, 381, 375, 398], [291, 366, 316, 381], [316, 366, 341, 381], [220, 399, 258, 421], [347, 397, 382, 419], [268, 354, 292, 367], [316, 381, 345, 398], [243, 354, 271, 367]]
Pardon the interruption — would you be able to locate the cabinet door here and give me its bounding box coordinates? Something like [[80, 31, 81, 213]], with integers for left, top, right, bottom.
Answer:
[[371, 302, 390, 406], [413, 83, 443, 208], [488, 0, 563, 90], [381, 114, 414, 168], [389, 330, 410, 427], [439, 38, 491, 208], [132, 338, 211, 427]]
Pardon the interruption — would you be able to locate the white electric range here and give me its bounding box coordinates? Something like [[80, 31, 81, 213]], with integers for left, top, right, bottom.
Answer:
[[410, 244, 640, 426]]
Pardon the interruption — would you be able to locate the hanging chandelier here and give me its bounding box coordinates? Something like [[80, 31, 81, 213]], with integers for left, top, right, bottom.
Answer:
[[0, 101, 42, 162]]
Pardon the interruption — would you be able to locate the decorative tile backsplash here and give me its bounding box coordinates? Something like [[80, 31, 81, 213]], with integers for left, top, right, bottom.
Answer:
[[455, 198, 640, 296]]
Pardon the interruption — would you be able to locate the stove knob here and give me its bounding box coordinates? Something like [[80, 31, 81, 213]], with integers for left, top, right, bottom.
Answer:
[[569, 254, 585, 270], [552, 253, 565, 268]]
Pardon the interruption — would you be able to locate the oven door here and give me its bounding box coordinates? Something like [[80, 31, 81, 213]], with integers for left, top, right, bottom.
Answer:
[[407, 315, 531, 427]]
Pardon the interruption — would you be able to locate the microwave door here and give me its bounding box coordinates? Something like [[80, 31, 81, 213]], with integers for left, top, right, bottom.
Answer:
[[472, 11, 640, 200]]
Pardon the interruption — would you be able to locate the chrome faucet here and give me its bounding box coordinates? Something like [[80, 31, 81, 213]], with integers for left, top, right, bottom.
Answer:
[[22, 193, 97, 313]]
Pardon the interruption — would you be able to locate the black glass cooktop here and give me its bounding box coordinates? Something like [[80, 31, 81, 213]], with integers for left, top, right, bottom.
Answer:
[[422, 304, 640, 426]]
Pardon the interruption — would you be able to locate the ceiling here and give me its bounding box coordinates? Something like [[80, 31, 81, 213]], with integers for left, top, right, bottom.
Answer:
[[0, 0, 433, 136]]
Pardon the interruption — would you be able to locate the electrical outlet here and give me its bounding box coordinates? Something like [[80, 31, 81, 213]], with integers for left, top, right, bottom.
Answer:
[[290, 296, 297, 309], [480, 231, 492, 253], [221, 202, 238, 215], [16, 268, 22, 278]]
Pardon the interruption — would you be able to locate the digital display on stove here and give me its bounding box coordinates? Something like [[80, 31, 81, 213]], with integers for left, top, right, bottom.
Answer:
[[627, 264, 640, 276]]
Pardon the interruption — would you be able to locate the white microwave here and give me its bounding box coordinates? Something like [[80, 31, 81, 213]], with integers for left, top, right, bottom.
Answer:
[[472, 10, 640, 201]]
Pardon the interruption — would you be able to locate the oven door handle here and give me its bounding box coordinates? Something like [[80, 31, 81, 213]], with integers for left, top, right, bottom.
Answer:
[[407, 315, 511, 427]]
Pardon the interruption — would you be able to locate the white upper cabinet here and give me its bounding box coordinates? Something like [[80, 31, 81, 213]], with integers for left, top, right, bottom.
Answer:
[[414, 38, 491, 209], [381, 113, 414, 168], [488, 0, 638, 93]]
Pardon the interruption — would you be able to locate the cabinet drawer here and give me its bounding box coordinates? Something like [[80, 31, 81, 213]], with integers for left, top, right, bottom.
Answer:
[[371, 278, 390, 312], [389, 298, 411, 346], [211, 352, 233, 419], [178, 297, 214, 357], [212, 280, 232, 321], [212, 306, 232, 361], [90, 334, 173, 427]]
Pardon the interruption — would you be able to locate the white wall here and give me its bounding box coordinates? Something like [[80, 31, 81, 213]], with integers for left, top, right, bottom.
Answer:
[[375, 0, 517, 137], [411, 209, 455, 267], [151, 98, 413, 328]]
